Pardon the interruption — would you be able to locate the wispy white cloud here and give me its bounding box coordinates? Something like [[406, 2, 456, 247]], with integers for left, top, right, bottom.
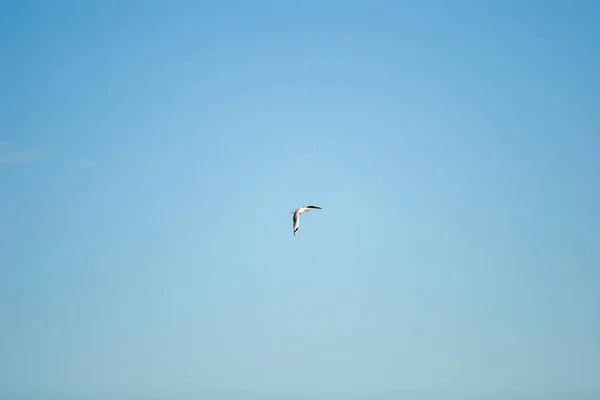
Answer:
[[78, 159, 92, 168], [0, 143, 52, 165]]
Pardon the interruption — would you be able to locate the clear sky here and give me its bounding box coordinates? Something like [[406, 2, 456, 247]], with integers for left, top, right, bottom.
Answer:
[[1, 1, 599, 399]]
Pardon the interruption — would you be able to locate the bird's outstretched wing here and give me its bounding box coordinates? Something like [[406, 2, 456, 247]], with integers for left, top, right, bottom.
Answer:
[[306, 205, 322, 209], [293, 212, 300, 235]]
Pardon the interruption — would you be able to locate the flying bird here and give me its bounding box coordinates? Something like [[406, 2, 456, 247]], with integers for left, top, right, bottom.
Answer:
[[290, 205, 322, 235]]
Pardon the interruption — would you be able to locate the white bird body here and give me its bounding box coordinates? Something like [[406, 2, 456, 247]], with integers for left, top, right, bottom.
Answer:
[[291, 205, 322, 235]]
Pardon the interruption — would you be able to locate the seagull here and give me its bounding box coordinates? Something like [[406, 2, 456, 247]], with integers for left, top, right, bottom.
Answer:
[[291, 205, 322, 235]]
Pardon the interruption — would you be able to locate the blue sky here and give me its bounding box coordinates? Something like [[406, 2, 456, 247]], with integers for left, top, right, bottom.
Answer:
[[1, 1, 599, 399]]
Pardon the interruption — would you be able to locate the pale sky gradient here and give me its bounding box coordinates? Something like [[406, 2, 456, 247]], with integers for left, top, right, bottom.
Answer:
[[1, 1, 599, 400]]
